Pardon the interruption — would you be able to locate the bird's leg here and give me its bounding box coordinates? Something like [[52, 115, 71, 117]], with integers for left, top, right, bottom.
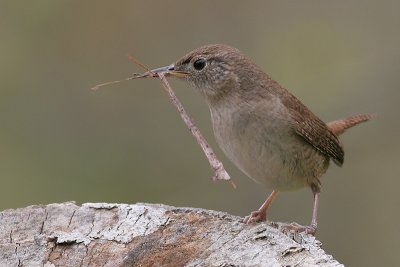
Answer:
[[244, 190, 279, 224], [283, 187, 319, 235]]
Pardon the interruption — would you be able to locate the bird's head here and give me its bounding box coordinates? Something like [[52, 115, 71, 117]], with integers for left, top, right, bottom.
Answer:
[[147, 44, 259, 100]]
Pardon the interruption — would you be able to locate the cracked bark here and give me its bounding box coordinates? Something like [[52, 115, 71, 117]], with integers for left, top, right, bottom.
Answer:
[[0, 202, 343, 267]]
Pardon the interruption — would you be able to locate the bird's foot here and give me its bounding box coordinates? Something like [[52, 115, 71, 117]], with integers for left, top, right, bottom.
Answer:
[[243, 210, 267, 224], [282, 222, 317, 235]]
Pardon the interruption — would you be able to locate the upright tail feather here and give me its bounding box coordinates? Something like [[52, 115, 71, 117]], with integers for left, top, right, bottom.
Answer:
[[327, 114, 374, 136]]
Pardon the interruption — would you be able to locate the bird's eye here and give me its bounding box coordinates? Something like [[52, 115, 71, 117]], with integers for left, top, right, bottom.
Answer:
[[193, 58, 206, 71]]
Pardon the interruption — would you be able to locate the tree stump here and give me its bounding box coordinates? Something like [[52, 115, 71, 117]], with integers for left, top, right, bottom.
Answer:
[[0, 202, 343, 267]]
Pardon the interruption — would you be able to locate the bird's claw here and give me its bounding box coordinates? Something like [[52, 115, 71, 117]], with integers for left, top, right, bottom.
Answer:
[[282, 222, 317, 235], [243, 210, 267, 224]]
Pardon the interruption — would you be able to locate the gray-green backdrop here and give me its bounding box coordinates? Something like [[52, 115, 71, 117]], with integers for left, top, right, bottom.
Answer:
[[1, 1, 398, 266]]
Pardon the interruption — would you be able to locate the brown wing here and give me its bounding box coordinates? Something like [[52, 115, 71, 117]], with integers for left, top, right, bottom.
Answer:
[[282, 92, 344, 166]]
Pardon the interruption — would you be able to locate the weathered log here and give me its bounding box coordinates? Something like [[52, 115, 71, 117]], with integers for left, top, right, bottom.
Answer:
[[0, 202, 343, 267]]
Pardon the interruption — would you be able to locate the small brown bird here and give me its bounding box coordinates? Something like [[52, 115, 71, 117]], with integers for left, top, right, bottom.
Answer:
[[146, 44, 372, 234]]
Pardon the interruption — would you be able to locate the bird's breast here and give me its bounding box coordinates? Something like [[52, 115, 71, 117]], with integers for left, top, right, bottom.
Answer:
[[209, 98, 328, 190]]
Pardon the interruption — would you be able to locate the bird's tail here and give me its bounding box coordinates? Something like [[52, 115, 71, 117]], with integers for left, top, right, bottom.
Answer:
[[327, 114, 374, 136]]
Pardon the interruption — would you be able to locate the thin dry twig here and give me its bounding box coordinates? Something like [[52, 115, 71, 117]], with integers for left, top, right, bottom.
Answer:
[[92, 57, 235, 188], [156, 73, 235, 187], [91, 74, 143, 91]]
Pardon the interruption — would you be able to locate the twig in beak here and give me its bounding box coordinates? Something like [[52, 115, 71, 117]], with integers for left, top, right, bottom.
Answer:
[[91, 74, 145, 91], [157, 72, 235, 188], [91, 54, 235, 188]]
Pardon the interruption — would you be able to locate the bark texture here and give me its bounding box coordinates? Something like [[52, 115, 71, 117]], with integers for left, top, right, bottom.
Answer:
[[0, 202, 343, 267]]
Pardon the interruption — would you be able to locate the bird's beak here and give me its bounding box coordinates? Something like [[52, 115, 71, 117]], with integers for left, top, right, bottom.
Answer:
[[143, 64, 189, 78]]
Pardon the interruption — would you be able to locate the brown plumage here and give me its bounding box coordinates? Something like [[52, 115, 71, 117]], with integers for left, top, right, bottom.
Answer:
[[327, 114, 374, 136], [148, 44, 373, 235]]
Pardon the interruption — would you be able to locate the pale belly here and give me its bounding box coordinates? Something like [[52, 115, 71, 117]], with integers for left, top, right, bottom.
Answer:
[[210, 104, 329, 191]]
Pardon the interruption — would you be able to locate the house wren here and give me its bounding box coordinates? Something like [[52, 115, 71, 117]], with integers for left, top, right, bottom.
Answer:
[[146, 44, 372, 234]]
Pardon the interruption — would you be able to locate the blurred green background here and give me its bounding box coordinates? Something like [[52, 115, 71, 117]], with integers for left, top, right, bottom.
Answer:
[[1, 1, 398, 266]]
